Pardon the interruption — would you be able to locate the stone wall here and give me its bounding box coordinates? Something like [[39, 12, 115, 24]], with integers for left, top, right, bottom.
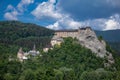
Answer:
[[55, 27, 92, 38], [55, 31, 78, 38]]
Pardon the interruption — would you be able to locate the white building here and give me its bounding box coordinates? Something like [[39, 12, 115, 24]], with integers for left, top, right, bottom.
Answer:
[[51, 36, 64, 46], [17, 48, 25, 62]]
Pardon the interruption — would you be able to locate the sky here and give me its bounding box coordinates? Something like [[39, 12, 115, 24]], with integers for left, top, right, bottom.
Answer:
[[0, 0, 120, 30]]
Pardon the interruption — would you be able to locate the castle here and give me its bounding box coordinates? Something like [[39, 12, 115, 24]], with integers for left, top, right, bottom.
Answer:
[[44, 27, 92, 52], [50, 27, 114, 65], [50, 27, 92, 47]]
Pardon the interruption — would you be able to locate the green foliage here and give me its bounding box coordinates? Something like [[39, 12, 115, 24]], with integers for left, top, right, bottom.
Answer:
[[98, 36, 103, 42], [1, 21, 120, 80], [80, 69, 114, 80], [21, 69, 36, 80], [0, 37, 119, 80], [106, 42, 114, 53], [0, 21, 54, 49]]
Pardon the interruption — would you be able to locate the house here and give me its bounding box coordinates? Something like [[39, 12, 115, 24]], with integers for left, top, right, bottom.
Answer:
[[51, 36, 64, 46], [17, 45, 40, 61], [43, 44, 52, 52], [17, 47, 25, 62]]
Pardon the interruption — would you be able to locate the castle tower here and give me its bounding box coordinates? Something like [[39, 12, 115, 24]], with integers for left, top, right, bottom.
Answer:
[[78, 27, 81, 34], [17, 47, 24, 62]]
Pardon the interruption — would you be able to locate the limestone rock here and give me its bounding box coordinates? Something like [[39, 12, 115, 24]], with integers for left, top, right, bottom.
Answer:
[[52, 27, 114, 64]]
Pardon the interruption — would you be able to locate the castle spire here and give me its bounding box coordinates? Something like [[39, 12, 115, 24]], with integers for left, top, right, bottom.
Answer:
[[33, 44, 36, 51]]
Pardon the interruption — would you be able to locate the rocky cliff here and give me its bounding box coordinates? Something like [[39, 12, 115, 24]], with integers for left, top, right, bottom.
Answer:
[[54, 27, 114, 65]]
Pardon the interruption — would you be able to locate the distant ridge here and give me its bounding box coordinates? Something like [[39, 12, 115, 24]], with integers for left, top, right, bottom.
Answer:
[[95, 30, 120, 53], [95, 29, 120, 42]]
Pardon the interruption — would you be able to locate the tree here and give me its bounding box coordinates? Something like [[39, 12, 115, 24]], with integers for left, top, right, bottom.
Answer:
[[20, 69, 36, 80]]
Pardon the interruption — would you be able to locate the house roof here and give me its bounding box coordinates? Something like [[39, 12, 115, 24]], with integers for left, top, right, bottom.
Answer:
[[18, 47, 24, 54], [44, 44, 52, 48]]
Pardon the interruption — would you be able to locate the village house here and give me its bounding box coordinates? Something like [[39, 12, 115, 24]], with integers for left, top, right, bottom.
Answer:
[[17, 45, 40, 62]]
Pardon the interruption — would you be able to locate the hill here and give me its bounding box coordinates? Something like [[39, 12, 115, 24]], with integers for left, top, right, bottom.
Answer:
[[1, 37, 119, 80], [95, 30, 120, 42], [0, 21, 54, 49], [0, 21, 120, 80]]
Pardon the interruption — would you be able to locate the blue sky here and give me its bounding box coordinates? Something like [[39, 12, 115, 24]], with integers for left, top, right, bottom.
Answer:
[[0, 0, 120, 30]]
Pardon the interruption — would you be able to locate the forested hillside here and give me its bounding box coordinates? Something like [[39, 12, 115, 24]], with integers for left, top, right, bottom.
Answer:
[[0, 21, 54, 49], [0, 20, 120, 80], [1, 37, 120, 80]]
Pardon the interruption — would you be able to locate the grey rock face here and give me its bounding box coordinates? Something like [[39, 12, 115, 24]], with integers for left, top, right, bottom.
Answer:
[[53, 27, 114, 64], [77, 29, 107, 58]]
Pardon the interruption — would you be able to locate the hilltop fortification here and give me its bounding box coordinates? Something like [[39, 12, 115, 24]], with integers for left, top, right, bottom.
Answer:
[[52, 27, 114, 65]]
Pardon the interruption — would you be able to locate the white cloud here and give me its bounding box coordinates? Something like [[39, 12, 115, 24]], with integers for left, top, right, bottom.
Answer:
[[32, 0, 120, 30], [4, 4, 19, 20], [79, 14, 120, 30], [47, 21, 60, 30], [32, 0, 81, 30], [105, 20, 118, 30], [47, 16, 81, 30], [31, 0, 62, 19], [102, 14, 120, 30], [47, 14, 120, 30], [4, 0, 34, 20], [6, 5, 14, 10], [17, 0, 34, 12], [4, 10, 18, 20], [49, 0, 56, 3]]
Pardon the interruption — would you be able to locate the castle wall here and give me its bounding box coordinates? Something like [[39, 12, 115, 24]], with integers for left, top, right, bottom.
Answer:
[[55, 31, 78, 38], [55, 27, 92, 38]]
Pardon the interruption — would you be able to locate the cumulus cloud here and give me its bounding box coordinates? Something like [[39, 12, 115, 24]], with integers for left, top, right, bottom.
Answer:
[[31, 0, 62, 19], [4, 0, 34, 20], [32, 0, 81, 30], [32, 0, 120, 30], [6, 4, 14, 11], [47, 16, 81, 30], [47, 14, 120, 30], [47, 21, 60, 30], [4, 4, 18, 20], [104, 14, 120, 30], [4, 10, 18, 20], [17, 0, 34, 12], [80, 14, 120, 30]]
